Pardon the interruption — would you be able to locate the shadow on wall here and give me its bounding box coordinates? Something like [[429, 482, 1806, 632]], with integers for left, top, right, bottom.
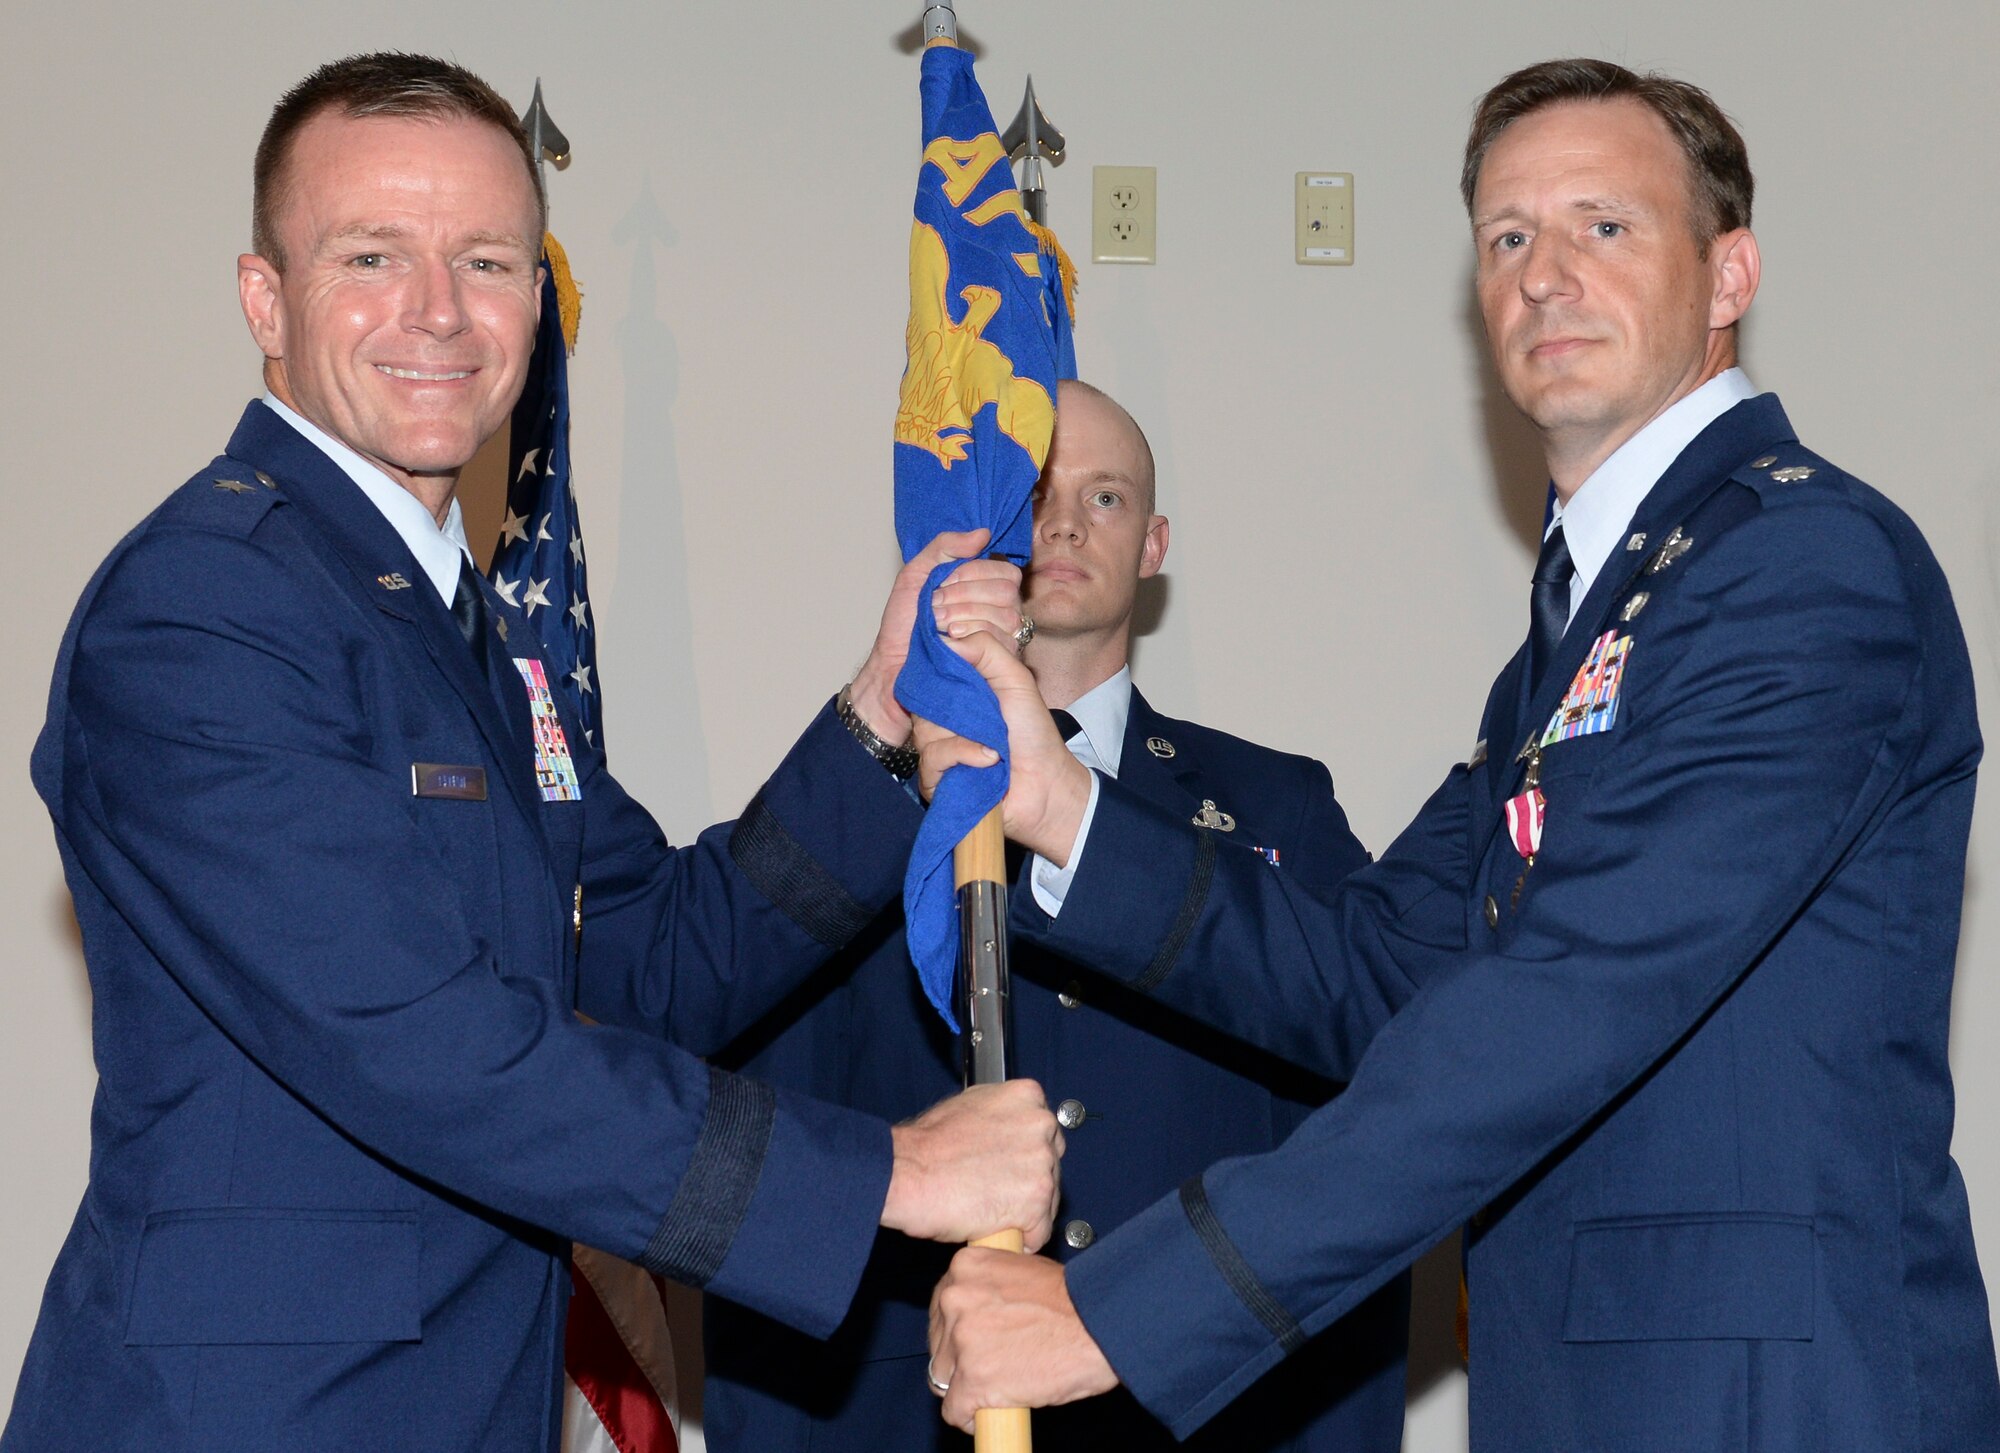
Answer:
[[47, 882, 91, 1026], [608, 176, 713, 836], [1461, 279, 1547, 556]]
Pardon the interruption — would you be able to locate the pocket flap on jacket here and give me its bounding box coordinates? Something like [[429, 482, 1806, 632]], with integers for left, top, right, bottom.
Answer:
[[125, 1207, 421, 1346], [1561, 1213, 1815, 1343]]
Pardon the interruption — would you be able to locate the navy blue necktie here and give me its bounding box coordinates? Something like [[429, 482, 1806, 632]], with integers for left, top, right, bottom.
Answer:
[[1527, 523, 1573, 695], [452, 554, 496, 683]]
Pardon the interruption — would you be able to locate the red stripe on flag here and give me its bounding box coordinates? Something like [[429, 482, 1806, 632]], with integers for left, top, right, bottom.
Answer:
[[565, 1259, 678, 1453]]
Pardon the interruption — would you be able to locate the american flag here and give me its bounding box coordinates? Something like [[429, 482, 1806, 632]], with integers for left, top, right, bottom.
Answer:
[[496, 237, 678, 1453], [493, 240, 602, 750]]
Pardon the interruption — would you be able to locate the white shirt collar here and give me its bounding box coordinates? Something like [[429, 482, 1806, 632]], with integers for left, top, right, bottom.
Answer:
[[1057, 665, 1132, 779], [261, 393, 472, 605], [1550, 367, 1759, 624]]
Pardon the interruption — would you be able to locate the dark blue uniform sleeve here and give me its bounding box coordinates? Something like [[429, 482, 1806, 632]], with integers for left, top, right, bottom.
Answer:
[[1030, 501, 1936, 1435], [57, 523, 903, 1337]]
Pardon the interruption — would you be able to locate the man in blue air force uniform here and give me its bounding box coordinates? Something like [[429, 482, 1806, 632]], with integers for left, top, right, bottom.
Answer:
[[3, 53, 1064, 1453], [704, 380, 1408, 1452], [927, 59, 2000, 1451]]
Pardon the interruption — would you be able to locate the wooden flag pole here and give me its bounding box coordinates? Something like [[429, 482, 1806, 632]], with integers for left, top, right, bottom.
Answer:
[[955, 805, 1033, 1453]]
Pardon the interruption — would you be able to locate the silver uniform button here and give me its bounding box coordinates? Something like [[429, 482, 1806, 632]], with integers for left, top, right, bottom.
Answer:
[[1064, 1219, 1095, 1250], [1059, 981, 1083, 1009], [1056, 1099, 1087, 1130], [1483, 895, 1500, 929]]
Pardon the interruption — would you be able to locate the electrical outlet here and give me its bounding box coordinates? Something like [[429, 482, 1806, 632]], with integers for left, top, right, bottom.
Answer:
[[1295, 172, 1353, 265], [1093, 165, 1156, 265]]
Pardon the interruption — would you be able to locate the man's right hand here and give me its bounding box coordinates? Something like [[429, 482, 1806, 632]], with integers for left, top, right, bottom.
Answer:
[[914, 628, 1094, 864], [880, 1080, 1064, 1251]]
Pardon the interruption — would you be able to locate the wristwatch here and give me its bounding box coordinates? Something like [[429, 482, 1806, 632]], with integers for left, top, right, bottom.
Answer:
[[837, 683, 920, 780]]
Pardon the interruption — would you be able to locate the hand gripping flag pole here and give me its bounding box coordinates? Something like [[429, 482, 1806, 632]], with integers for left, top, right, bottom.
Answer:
[[897, 6, 1076, 1448]]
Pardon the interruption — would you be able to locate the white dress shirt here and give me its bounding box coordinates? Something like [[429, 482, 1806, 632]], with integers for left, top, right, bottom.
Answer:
[[1548, 367, 1760, 626], [262, 394, 475, 606], [1028, 665, 1130, 915]]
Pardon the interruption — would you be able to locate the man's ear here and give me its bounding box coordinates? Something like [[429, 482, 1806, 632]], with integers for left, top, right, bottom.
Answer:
[[1138, 515, 1170, 579], [1707, 227, 1760, 331], [239, 253, 286, 361]]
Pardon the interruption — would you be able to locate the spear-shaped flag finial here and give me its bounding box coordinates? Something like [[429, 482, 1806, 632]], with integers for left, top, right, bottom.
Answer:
[[1000, 76, 1065, 226], [520, 79, 571, 190]]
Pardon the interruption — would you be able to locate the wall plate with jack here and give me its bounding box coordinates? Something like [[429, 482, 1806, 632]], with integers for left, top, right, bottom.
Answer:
[[1093, 165, 1156, 264]]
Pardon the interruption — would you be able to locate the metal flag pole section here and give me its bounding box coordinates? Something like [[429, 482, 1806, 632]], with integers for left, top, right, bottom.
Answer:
[[919, 14, 1032, 1452]]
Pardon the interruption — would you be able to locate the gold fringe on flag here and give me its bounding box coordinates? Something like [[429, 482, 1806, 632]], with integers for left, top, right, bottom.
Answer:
[[542, 231, 584, 354], [1021, 215, 1078, 327]]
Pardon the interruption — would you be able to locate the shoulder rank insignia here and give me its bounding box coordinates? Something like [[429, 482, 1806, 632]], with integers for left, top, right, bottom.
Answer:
[[1542, 630, 1631, 746], [1192, 799, 1235, 832], [1770, 465, 1815, 483], [376, 572, 412, 591], [1147, 736, 1176, 759], [212, 477, 253, 495]]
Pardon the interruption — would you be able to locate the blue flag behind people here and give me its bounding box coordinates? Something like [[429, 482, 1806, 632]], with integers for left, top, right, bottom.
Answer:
[[492, 236, 602, 746], [894, 42, 1078, 1027]]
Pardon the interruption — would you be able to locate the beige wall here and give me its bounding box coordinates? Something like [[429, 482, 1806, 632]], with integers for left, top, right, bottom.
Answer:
[[5, 2, 1998, 1447]]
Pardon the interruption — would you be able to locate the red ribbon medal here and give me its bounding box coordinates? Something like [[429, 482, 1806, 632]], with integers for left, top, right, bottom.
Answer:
[[1505, 787, 1546, 860]]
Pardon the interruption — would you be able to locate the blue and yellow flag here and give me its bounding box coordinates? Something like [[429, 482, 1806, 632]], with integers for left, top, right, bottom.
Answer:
[[895, 43, 1077, 1026], [492, 235, 602, 747]]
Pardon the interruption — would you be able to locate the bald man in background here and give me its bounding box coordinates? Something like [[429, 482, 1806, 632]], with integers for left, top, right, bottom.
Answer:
[[706, 380, 1408, 1453]]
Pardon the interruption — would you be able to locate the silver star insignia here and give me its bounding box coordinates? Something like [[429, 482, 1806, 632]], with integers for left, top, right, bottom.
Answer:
[[570, 663, 594, 695], [523, 577, 552, 615], [516, 448, 541, 481], [569, 597, 590, 630], [492, 574, 522, 608], [499, 509, 529, 547], [212, 478, 253, 494]]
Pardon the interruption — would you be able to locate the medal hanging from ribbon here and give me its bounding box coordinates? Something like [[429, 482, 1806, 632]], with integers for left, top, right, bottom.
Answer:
[[1505, 787, 1546, 860]]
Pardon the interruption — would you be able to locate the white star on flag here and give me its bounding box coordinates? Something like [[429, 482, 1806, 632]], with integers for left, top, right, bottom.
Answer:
[[523, 578, 552, 616], [515, 448, 541, 481], [569, 597, 590, 630], [570, 531, 585, 567], [535, 514, 555, 544], [499, 509, 529, 546], [570, 662, 594, 695], [492, 575, 522, 608]]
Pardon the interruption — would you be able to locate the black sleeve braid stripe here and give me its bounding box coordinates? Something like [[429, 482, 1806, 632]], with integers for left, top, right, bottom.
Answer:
[[1131, 830, 1217, 993], [1178, 1175, 1308, 1355], [639, 1067, 775, 1287], [729, 790, 873, 946]]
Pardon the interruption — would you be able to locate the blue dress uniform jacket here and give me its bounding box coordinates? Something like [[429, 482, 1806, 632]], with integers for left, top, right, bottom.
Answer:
[[4, 402, 922, 1453], [1017, 396, 2000, 1452], [705, 690, 1409, 1452]]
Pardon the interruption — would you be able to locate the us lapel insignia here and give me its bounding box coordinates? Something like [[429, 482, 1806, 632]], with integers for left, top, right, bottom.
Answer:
[[1620, 591, 1650, 623], [495, 615, 509, 644], [1644, 527, 1692, 575], [1542, 630, 1632, 746], [512, 658, 582, 802], [1505, 787, 1546, 860], [1192, 799, 1236, 832], [377, 572, 412, 591], [1624, 532, 1648, 552], [212, 477, 252, 495], [1146, 736, 1176, 759]]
